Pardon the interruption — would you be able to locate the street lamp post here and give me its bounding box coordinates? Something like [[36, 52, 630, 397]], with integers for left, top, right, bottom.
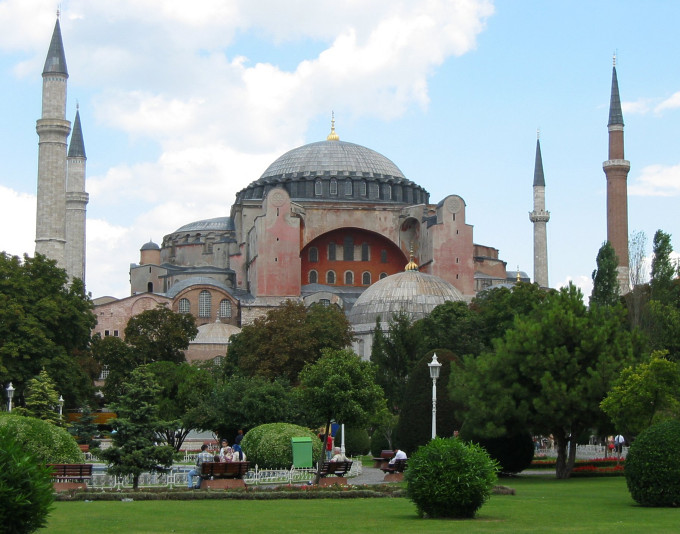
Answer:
[[6, 382, 15, 413], [428, 354, 442, 440], [58, 395, 64, 418]]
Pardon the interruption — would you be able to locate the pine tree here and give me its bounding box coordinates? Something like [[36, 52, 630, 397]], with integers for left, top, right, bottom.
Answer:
[[591, 241, 621, 307], [21, 369, 62, 425]]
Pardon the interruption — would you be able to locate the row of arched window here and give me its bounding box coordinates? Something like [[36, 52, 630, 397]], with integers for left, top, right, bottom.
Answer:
[[178, 291, 233, 318], [308, 270, 387, 285]]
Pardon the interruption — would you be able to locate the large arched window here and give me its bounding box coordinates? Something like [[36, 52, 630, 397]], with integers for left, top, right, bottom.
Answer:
[[178, 298, 190, 314], [309, 270, 318, 284], [219, 299, 232, 319], [309, 247, 319, 262], [345, 180, 353, 196], [199, 290, 212, 318], [362, 271, 371, 285], [345, 271, 354, 285], [380, 272, 388, 280], [330, 179, 338, 195], [326, 270, 336, 285]]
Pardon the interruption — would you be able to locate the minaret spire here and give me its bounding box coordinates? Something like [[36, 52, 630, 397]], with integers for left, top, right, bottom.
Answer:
[[66, 106, 89, 283], [603, 58, 630, 293], [529, 134, 550, 288]]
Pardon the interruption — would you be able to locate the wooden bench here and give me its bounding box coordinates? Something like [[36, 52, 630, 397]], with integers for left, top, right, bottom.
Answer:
[[317, 460, 353, 486], [372, 449, 394, 469], [381, 458, 407, 482], [48, 463, 93, 491], [200, 461, 250, 489]]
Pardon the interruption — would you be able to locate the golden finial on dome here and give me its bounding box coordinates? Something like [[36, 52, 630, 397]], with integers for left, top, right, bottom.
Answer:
[[405, 244, 418, 271], [327, 111, 340, 141], [516, 266, 521, 282]]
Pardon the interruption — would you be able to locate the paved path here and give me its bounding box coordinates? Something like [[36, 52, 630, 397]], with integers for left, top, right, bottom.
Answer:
[[349, 466, 387, 486]]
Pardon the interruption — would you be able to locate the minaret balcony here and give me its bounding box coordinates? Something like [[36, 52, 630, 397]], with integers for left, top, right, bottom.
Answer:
[[529, 210, 550, 223]]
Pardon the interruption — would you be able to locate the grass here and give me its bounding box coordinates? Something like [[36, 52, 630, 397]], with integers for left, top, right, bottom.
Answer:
[[43, 476, 679, 533]]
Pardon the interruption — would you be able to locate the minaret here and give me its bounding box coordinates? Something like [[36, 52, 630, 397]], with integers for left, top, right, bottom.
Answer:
[[602, 56, 630, 293], [65, 106, 88, 282], [35, 16, 71, 269], [529, 132, 550, 288]]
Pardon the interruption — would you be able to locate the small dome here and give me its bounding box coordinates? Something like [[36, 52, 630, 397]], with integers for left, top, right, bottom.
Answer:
[[349, 270, 464, 329], [191, 320, 241, 345], [140, 240, 160, 251]]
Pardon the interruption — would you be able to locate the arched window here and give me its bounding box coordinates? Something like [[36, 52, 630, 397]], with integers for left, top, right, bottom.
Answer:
[[328, 243, 336, 261], [330, 179, 338, 195], [345, 271, 354, 285], [343, 236, 354, 261], [309, 247, 319, 262], [345, 180, 353, 196], [326, 271, 336, 285], [380, 272, 388, 280], [199, 290, 212, 318], [178, 298, 190, 314], [309, 270, 318, 284], [219, 299, 232, 318], [147, 282, 153, 292], [361, 243, 369, 261], [319, 298, 330, 307], [362, 272, 371, 285], [382, 183, 391, 200], [315, 180, 322, 196], [360, 181, 367, 196]]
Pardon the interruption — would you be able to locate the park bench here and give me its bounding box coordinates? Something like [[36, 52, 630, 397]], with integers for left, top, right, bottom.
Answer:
[[317, 460, 353, 486], [48, 463, 93, 491], [381, 458, 407, 482], [200, 461, 250, 489], [372, 449, 394, 469]]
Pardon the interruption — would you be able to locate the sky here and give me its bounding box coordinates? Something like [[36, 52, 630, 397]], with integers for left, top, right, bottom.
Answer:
[[0, 0, 678, 299]]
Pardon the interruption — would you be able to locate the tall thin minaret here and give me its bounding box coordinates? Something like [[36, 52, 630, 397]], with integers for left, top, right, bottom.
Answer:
[[602, 56, 630, 293], [35, 16, 71, 269], [65, 106, 88, 282], [529, 132, 550, 288]]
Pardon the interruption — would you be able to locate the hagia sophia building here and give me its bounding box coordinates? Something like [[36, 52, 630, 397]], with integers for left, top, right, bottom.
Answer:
[[33, 18, 630, 364]]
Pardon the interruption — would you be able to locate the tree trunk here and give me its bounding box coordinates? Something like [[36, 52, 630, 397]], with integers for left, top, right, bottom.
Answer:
[[554, 431, 577, 479], [313, 420, 331, 485]]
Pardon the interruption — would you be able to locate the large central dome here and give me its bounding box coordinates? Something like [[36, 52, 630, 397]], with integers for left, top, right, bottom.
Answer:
[[235, 137, 429, 205]]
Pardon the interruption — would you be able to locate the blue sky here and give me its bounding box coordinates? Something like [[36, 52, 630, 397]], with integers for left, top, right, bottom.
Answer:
[[0, 0, 678, 299]]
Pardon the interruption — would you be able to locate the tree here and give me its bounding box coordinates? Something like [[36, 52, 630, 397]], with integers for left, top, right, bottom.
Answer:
[[627, 230, 649, 329], [452, 284, 639, 479], [145, 361, 215, 451], [18, 369, 62, 425], [90, 334, 136, 402], [370, 312, 421, 413], [99, 366, 174, 490], [591, 241, 621, 307], [229, 301, 354, 383], [601, 351, 680, 436], [0, 253, 95, 407], [649, 230, 678, 305], [124, 305, 198, 364], [297, 348, 385, 482], [415, 300, 485, 357], [68, 403, 100, 450]]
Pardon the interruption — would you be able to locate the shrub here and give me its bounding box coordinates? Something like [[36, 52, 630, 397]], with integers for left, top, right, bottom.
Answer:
[[463, 430, 535, 474], [333, 427, 370, 456], [625, 419, 680, 506], [0, 414, 83, 464], [405, 437, 498, 519], [0, 430, 55, 533], [240, 423, 322, 468]]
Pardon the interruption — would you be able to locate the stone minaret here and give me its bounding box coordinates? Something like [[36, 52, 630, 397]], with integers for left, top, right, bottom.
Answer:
[[529, 134, 550, 288], [35, 17, 71, 269], [65, 107, 88, 282], [602, 58, 630, 293]]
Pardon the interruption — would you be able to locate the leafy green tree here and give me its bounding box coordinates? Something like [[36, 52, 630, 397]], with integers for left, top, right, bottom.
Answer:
[[145, 361, 215, 451], [590, 241, 621, 307], [99, 366, 174, 490], [370, 311, 421, 413], [453, 284, 638, 479], [470, 282, 549, 347], [229, 301, 354, 383], [601, 350, 680, 436], [0, 253, 95, 407], [90, 334, 136, 402], [414, 300, 485, 357], [297, 348, 385, 482], [650, 230, 678, 305], [0, 414, 84, 463], [124, 305, 198, 365], [17, 369, 61, 425]]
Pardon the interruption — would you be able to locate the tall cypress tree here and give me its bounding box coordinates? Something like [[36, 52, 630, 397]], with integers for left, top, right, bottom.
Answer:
[[591, 241, 621, 308]]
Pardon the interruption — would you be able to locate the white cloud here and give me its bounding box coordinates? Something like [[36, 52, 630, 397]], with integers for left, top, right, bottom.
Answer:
[[0, 185, 35, 258], [654, 91, 680, 114], [629, 164, 680, 197], [622, 98, 651, 115]]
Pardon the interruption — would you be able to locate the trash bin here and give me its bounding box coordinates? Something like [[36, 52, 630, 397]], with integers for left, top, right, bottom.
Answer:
[[291, 437, 313, 468]]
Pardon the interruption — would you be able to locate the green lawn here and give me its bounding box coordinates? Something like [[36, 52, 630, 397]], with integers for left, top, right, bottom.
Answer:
[[44, 476, 679, 533]]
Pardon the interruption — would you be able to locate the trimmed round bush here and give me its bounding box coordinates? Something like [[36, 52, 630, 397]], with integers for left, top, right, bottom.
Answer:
[[626, 419, 680, 507], [463, 430, 535, 474], [240, 423, 322, 468], [0, 414, 83, 464], [405, 437, 498, 519], [333, 427, 370, 456], [0, 430, 55, 533]]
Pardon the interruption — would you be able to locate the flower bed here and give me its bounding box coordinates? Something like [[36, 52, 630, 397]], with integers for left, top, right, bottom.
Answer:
[[527, 457, 625, 476]]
